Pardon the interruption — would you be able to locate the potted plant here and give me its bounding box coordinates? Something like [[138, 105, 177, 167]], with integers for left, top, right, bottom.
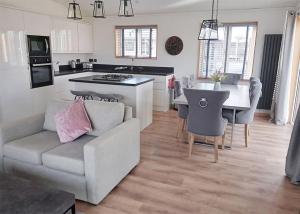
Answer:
[[211, 70, 226, 90]]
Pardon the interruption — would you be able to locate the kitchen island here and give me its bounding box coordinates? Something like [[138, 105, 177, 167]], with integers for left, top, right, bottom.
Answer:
[[55, 64, 174, 112], [69, 75, 154, 130]]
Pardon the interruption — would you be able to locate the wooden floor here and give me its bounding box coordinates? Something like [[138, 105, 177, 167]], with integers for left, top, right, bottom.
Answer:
[[77, 110, 300, 214]]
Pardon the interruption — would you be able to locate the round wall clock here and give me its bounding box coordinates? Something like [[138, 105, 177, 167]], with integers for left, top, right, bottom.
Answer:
[[165, 36, 183, 56]]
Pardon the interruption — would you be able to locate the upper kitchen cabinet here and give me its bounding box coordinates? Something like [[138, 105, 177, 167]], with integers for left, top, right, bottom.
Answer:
[[0, 7, 27, 68], [78, 23, 94, 53], [51, 19, 79, 53], [23, 12, 51, 36]]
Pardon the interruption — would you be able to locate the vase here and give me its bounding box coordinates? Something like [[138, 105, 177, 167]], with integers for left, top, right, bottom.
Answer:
[[214, 82, 221, 90]]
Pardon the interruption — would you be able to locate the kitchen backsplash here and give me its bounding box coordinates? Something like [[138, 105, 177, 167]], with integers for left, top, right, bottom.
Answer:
[[52, 53, 93, 71]]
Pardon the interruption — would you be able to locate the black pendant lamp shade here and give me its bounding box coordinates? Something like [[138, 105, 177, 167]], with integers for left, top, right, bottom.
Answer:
[[198, 0, 219, 40], [93, 0, 105, 18], [67, 0, 82, 20], [198, 19, 218, 40], [118, 0, 134, 17]]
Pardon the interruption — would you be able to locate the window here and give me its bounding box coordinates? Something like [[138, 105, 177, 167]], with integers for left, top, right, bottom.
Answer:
[[198, 23, 257, 80], [115, 25, 157, 59]]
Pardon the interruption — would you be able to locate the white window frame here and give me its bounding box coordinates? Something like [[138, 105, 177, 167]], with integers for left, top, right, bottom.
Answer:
[[115, 25, 158, 59], [198, 22, 257, 80]]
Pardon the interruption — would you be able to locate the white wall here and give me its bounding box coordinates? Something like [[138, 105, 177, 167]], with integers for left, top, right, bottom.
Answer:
[[52, 53, 93, 70], [92, 7, 289, 79]]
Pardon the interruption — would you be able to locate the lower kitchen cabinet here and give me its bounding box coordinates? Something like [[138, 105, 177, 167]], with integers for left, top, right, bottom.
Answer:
[[134, 74, 173, 112], [54, 72, 93, 100]]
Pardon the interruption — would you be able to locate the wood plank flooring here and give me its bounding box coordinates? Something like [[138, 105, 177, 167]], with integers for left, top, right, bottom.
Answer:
[[77, 110, 300, 214]]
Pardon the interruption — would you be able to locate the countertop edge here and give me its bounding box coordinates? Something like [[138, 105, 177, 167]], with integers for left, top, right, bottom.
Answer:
[[69, 78, 155, 86], [54, 70, 174, 77]]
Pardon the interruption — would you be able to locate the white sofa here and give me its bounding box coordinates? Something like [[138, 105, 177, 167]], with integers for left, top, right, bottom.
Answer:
[[0, 100, 140, 205]]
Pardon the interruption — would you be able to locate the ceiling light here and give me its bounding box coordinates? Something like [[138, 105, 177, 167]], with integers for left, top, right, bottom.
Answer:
[[67, 0, 82, 20], [118, 0, 134, 17], [198, 0, 219, 40], [93, 0, 105, 18]]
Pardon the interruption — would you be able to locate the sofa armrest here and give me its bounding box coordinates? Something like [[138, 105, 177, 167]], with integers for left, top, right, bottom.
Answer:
[[0, 113, 45, 172], [84, 118, 140, 204]]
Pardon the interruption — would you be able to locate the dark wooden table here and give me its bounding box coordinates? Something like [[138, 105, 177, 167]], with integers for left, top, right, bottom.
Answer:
[[0, 173, 75, 214]]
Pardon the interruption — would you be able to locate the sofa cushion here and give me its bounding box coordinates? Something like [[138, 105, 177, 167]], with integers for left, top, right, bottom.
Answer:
[[42, 134, 96, 175], [3, 131, 61, 165], [55, 99, 92, 143], [44, 100, 70, 132], [84, 100, 125, 136]]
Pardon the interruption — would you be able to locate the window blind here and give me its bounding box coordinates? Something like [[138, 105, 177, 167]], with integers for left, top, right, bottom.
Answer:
[[115, 25, 157, 58]]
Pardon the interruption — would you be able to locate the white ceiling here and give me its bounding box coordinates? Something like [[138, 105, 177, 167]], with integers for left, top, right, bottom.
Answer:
[[0, 0, 297, 17], [53, 0, 298, 16]]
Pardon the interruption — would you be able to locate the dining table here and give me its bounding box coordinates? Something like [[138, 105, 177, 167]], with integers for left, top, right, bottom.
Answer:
[[173, 82, 251, 148]]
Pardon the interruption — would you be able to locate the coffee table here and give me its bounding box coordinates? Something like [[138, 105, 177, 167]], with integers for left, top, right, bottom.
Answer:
[[0, 173, 76, 214]]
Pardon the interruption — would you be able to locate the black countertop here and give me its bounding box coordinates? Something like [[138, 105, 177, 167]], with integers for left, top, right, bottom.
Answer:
[[54, 64, 174, 77], [54, 69, 173, 77], [69, 75, 154, 86]]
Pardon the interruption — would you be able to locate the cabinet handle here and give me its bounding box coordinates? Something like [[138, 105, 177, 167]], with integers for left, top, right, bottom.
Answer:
[[32, 63, 52, 67]]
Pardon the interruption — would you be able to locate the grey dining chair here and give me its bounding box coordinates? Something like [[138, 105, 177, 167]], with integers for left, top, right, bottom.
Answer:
[[175, 81, 189, 138], [222, 81, 262, 147], [221, 73, 242, 85], [184, 89, 230, 162]]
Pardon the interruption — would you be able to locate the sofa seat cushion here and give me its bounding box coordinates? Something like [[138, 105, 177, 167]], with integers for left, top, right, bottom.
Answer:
[[42, 135, 96, 175], [3, 131, 61, 165]]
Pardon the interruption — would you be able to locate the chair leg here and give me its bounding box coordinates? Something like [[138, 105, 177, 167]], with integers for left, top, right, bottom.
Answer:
[[182, 119, 186, 131], [214, 137, 219, 163], [188, 133, 194, 157], [177, 118, 184, 138], [176, 118, 181, 138], [245, 124, 249, 147], [222, 133, 226, 150]]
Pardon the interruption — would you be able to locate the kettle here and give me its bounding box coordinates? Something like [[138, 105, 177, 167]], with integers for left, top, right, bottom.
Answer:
[[69, 60, 76, 69]]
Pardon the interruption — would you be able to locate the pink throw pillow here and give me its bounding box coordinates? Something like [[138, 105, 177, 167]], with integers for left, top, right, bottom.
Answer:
[[55, 99, 92, 143]]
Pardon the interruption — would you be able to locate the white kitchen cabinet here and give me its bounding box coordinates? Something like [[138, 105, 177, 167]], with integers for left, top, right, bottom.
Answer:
[[54, 72, 93, 100], [0, 7, 27, 68], [23, 12, 51, 36], [132, 74, 173, 112], [51, 18, 78, 53], [78, 23, 93, 53], [0, 8, 55, 123]]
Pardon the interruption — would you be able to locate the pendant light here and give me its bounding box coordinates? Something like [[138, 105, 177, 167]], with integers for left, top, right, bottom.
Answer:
[[118, 0, 134, 17], [67, 0, 82, 20], [198, 0, 219, 40], [92, 0, 105, 18]]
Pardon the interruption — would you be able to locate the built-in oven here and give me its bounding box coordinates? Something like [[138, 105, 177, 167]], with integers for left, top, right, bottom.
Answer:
[[30, 62, 53, 88], [27, 35, 53, 88], [27, 35, 51, 57]]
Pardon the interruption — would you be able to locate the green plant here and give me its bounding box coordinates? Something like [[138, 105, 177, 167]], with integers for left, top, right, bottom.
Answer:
[[210, 70, 226, 82]]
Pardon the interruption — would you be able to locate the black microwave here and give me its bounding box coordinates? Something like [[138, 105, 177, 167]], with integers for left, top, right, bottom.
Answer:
[[27, 35, 51, 57]]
